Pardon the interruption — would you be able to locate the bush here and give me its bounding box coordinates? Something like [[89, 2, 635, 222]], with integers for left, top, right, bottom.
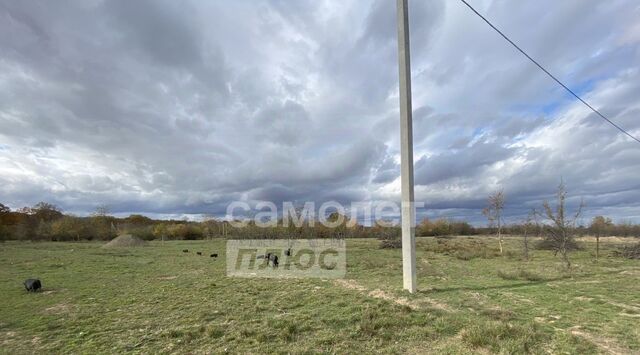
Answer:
[[535, 237, 582, 251], [418, 218, 477, 237], [379, 237, 401, 249], [51, 216, 91, 241], [613, 243, 640, 259], [166, 223, 203, 240], [426, 239, 500, 260], [128, 226, 156, 241], [377, 226, 401, 249]]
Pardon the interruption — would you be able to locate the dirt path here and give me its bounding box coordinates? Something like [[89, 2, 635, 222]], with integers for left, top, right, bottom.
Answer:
[[334, 279, 452, 312], [569, 327, 630, 355]]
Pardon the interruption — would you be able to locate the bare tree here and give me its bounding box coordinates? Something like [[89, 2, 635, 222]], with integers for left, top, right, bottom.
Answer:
[[542, 181, 583, 269], [483, 189, 505, 254], [93, 205, 111, 217], [522, 209, 538, 261], [30, 202, 63, 222]]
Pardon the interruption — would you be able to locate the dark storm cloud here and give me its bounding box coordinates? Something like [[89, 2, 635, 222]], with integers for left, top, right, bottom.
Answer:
[[0, 0, 639, 224], [414, 141, 515, 186], [103, 0, 202, 68]]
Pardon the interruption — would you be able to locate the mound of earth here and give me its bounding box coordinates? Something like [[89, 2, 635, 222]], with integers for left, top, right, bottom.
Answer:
[[102, 234, 147, 248]]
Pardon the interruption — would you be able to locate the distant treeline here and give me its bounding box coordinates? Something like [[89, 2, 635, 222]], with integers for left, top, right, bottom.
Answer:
[[0, 202, 639, 242]]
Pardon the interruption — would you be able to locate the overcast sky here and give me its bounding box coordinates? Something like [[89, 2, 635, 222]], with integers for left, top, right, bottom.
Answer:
[[1, 0, 639, 224]]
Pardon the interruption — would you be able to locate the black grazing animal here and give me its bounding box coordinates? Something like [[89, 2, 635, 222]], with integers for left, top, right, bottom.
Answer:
[[210, 253, 218, 258], [257, 253, 279, 267], [24, 279, 42, 292], [268, 254, 279, 267], [196, 252, 202, 256], [284, 248, 292, 256], [182, 249, 189, 253]]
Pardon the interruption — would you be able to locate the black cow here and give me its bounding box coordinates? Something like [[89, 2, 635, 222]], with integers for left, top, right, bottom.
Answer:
[[196, 252, 202, 256], [210, 253, 218, 258], [24, 279, 42, 292], [257, 253, 279, 267], [284, 248, 292, 257], [182, 249, 189, 253]]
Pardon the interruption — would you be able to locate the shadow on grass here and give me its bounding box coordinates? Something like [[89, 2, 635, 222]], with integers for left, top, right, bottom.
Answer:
[[421, 269, 624, 294], [422, 277, 567, 294]]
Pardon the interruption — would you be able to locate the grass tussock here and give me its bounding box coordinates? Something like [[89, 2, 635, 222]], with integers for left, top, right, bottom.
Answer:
[[378, 238, 401, 249], [535, 237, 582, 251], [614, 242, 640, 259], [462, 320, 547, 353], [425, 238, 501, 260], [497, 269, 544, 282]]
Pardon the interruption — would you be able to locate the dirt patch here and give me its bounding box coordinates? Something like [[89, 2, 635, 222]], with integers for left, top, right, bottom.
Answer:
[[368, 289, 419, 309], [4, 331, 17, 338], [569, 326, 629, 355], [1, 331, 45, 352], [574, 280, 602, 284], [618, 312, 640, 318], [44, 303, 74, 315], [335, 279, 367, 292], [574, 296, 594, 302], [335, 279, 452, 312], [1, 331, 18, 347], [534, 315, 562, 324], [500, 291, 534, 304], [607, 301, 640, 312], [468, 292, 488, 302]]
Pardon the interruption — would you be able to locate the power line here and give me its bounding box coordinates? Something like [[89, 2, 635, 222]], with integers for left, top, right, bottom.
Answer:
[[459, 0, 640, 145]]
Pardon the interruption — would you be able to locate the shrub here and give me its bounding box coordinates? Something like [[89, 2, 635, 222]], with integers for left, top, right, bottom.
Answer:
[[377, 225, 401, 248], [426, 239, 500, 260], [613, 243, 640, 259], [535, 238, 581, 251], [379, 237, 401, 249], [166, 223, 203, 240], [128, 226, 156, 241]]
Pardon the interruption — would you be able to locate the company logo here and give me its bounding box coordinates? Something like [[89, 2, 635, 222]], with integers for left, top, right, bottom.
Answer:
[[226, 239, 346, 279]]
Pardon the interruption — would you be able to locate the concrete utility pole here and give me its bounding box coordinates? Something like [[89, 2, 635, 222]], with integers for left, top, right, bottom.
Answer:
[[396, 0, 417, 293]]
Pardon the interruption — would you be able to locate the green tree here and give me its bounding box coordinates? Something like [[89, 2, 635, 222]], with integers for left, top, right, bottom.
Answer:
[[89, 205, 116, 240], [36, 219, 53, 241], [153, 224, 168, 241], [0, 203, 10, 242], [51, 216, 87, 241]]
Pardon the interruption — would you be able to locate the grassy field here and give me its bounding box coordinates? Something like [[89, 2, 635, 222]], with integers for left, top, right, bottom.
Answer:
[[1, 236, 639, 354]]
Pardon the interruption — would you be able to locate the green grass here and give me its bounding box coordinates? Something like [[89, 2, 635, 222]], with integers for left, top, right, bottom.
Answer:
[[0, 236, 638, 354]]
